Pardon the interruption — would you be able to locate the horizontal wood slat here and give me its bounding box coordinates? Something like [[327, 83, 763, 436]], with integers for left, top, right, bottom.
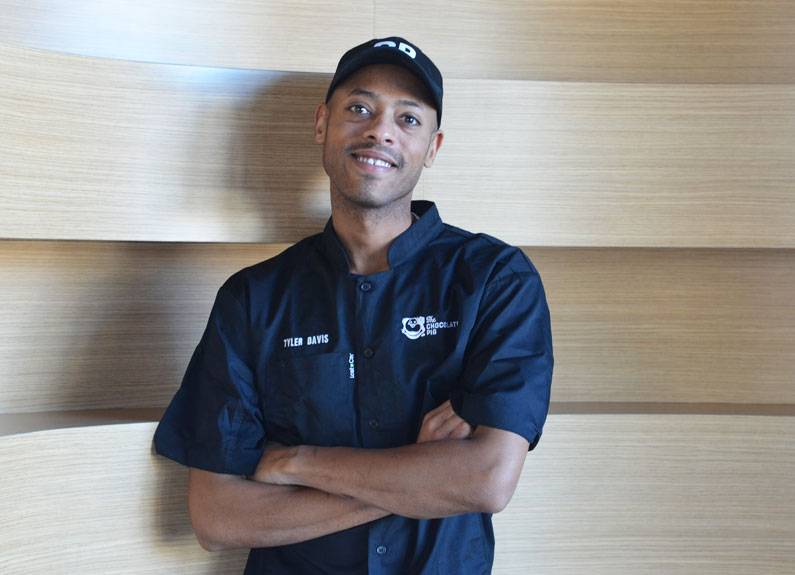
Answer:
[[2, 1, 794, 83], [0, 408, 165, 437], [428, 80, 795, 248], [3, 402, 794, 439], [1, 416, 792, 573], [2, 242, 793, 413], [0, 43, 331, 242], [532, 247, 795, 403], [0, 423, 247, 574], [493, 414, 795, 574], [0, 0, 373, 72], [549, 402, 795, 417], [376, 0, 795, 83], [0, 241, 287, 413], [3, 43, 794, 247]]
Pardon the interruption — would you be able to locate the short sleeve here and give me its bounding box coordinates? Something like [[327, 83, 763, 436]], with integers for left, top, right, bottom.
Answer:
[[153, 282, 265, 475], [450, 254, 553, 450]]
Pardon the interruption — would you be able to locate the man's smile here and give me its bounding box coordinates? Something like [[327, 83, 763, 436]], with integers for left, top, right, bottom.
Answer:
[[354, 155, 395, 168], [347, 146, 401, 171]]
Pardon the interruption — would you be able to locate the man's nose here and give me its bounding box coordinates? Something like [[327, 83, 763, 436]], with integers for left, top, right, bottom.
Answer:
[[364, 112, 394, 145]]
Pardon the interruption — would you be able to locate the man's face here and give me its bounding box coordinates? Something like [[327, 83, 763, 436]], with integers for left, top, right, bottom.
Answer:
[[314, 64, 443, 211]]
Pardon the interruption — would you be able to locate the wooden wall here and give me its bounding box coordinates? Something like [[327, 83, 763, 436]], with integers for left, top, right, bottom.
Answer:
[[1, 1, 793, 572]]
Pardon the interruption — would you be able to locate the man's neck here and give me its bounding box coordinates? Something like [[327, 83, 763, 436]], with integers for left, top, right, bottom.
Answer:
[[330, 197, 413, 276]]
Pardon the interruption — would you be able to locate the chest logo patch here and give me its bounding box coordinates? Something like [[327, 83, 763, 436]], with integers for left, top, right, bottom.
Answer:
[[401, 316, 426, 339], [401, 315, 458, 340]]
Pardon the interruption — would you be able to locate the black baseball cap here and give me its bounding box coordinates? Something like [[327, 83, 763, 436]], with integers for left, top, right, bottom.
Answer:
[[325, 37, 443, 127]]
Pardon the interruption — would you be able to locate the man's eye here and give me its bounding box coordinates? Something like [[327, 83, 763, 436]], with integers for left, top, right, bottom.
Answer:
[[403, 115, 420, 126], [348, 104, 369, 115]]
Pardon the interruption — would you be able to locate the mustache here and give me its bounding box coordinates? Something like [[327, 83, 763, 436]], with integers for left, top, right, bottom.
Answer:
[[346, 143, 402, 168]]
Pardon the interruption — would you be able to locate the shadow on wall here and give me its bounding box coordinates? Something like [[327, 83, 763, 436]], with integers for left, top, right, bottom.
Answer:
[[52, 73, 333, 549], [186, 68, 333, 242], [2, 71, 333, 413], [232, 71, 334, 240], [59, 71, 333, 411]]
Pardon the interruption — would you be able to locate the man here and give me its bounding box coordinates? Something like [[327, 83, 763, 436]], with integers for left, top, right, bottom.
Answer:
[[154, 37, 553, 574]]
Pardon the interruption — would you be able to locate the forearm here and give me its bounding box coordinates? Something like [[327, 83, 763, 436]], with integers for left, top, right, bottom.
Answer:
[[268, 428, 527, 519], [188, 468, 389, 550], [296, 441, 493, 518]]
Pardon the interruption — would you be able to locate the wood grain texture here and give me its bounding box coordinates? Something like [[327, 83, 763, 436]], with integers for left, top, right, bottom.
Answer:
[[427, 80, 795, 248], [2, 242, 793, 415], [2, 1, 793, 83], [0, 422, 247, 574], [3, 402, 794, 438], [549, 402, 795, 417], [0, 0, 373, 72], [376, 0, 795, 83], [0, 408, 164, 437], [493, 414, 795, 574], [532, 247, 795, 404], [1, 417, 791, 573], [0, 43, 332, 242], [3, 42, 793, 246], [0, 241, 287, 413]]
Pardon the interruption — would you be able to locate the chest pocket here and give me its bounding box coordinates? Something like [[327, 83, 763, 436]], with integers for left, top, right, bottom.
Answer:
[[263, 351, 357, 447]]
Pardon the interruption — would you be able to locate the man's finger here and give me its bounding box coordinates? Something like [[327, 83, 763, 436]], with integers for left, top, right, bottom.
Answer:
[[432, 414, 472, 440], [417, 400, 472, 442], [449, 419, 474, 440], [424, 399, 453, 419], [419, 400, 452, 431]]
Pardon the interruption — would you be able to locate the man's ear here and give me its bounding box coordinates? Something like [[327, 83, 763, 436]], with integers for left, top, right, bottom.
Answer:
[[423, 129, 444, 168], [314, 103, 329, 144]]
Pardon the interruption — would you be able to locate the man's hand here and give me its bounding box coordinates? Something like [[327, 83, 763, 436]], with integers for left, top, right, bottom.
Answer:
[[417, 400, 474, 443]]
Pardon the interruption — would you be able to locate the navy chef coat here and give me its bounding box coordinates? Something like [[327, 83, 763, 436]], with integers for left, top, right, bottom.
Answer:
[[154, 200, 553, 575]]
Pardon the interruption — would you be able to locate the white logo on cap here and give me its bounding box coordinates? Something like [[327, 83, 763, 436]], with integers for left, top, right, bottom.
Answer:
[[374, 40, 417, 59]]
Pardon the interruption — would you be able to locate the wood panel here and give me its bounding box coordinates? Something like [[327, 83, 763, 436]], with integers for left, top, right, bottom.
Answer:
[[0, 241, 286, 413], [425, 80, 795, 248], [493, 414, 795, 574], [0, 43, 331, 242], [532, 248, 795, 404], [376, 0, 795, 83], [0, 423, 247, 574], [3, 42, 794, 247], [0, 408, 164, 437], [2, 242, 793, 415], [0, 0, 373, 72], [2, 1, 794, 83], [1, 416, 791, 573]]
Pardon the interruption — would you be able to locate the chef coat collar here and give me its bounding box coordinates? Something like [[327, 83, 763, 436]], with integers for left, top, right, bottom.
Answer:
[[320, 200, 444, 273]]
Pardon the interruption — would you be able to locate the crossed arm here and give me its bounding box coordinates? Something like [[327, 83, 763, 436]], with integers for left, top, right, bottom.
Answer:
[[189, 401, 529, 551]]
